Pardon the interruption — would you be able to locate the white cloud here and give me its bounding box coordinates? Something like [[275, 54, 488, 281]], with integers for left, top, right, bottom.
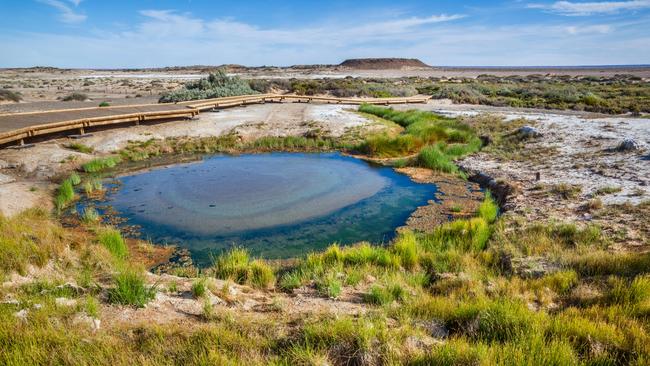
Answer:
[[38, 0, 86, 23], [565, 24, 612, 33], [134, 10, 465, 45], [529, 1, 650, 16]]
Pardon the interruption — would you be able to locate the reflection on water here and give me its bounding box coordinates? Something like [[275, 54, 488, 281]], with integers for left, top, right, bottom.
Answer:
[[88, 153, 438, 265]]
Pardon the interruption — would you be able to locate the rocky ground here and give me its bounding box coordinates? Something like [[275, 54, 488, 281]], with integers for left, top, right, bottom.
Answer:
[[413, 105, 649, 251]]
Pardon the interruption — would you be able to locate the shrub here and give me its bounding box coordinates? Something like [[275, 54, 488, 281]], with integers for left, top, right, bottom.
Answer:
[[159, 69, 257, 103], [98, 101, 110, 107], [97, 228, 128, 260], [107, 268, 156, 307], [61, 93, 88, 102], [0, 89, 22, 102]]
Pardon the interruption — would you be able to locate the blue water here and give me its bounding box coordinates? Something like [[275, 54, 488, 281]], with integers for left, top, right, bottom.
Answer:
[[91, 153, 438, 265]]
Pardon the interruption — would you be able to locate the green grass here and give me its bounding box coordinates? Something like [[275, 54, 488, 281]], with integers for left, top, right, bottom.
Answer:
[[66, 143, 94, 154], [595, 186, 623, 195], [0, 209, 66, 275], [98, 101, 110, 107], [315, 273, 342, 298], [566, 250, 650, 276], [191, 278, 207, 298], [358, 105, 482, 176], [478, 192, 499, 223], [364, 283, 407, 305], [54, 176, 77, 211], [81, 156, 121, 173], [212, 248, 275, 289], [107, 268, 157, 307], [417, 144, 461, 175], [97, 228, 128, 260], [81, 206, 100, 224]]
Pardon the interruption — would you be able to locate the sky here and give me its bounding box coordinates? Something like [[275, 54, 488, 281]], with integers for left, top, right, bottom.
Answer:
[[0, 0, 649, 68]]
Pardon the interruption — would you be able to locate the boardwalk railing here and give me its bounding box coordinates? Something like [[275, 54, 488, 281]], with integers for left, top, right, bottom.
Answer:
[[0, 94, 431, 146]]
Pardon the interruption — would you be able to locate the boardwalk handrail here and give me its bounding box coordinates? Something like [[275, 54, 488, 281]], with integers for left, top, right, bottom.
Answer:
[[0, 94, 431, 146]]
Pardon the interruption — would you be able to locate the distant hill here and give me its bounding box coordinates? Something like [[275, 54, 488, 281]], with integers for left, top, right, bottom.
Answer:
[[339, 58, 430, 70]]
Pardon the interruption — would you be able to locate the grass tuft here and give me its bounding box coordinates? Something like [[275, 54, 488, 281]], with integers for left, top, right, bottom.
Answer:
[[107, 268, 156, 307], [97, 228, 128, 260], [212, 248, 275, 289], [81, 156, 121, 173]]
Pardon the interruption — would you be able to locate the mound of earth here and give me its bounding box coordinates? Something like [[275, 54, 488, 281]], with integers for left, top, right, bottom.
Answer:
[[339, 58, 430, 70]]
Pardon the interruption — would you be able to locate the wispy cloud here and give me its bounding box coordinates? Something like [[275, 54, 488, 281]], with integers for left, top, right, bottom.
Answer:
[[565, 24, 612, 33], [529, 0, 650, 16], [38, 0, 86, 24], [134, 10, 465, 45]]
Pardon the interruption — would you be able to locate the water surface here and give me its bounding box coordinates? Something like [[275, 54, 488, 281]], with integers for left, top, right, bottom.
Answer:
[[96, 153, 438, 265]]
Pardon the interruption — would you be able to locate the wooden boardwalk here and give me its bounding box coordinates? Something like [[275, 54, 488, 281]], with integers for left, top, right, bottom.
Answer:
[[0, 94, 431, 146]]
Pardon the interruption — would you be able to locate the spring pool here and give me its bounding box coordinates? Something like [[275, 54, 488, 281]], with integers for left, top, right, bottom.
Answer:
[[89, 153, 438, 265]]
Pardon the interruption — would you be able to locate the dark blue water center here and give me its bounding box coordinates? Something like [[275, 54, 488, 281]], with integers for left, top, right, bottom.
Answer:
[[101, 153, 438, 265]]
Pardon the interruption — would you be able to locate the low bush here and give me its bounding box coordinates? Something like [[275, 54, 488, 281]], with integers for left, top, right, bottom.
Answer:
[[61, 93, 88, 102], [0, 89, 22, 102], [159, 69, 257, 103]]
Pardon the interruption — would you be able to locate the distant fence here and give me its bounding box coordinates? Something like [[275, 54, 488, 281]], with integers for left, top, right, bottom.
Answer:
[[0, 94, 431, 147]]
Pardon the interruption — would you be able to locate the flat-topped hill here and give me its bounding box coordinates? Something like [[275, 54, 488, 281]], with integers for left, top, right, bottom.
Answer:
[[339, 58, 430, 69]]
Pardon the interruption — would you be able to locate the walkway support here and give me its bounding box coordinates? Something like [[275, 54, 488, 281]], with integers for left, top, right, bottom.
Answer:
[[0, 94, 431, 147]]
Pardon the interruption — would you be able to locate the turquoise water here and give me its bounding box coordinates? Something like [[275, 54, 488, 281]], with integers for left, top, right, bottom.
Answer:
[[95, 153, 438, 265]]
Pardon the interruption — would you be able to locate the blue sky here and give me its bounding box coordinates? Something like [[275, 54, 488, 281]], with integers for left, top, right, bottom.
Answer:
[[1, 0, 649, 67]]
